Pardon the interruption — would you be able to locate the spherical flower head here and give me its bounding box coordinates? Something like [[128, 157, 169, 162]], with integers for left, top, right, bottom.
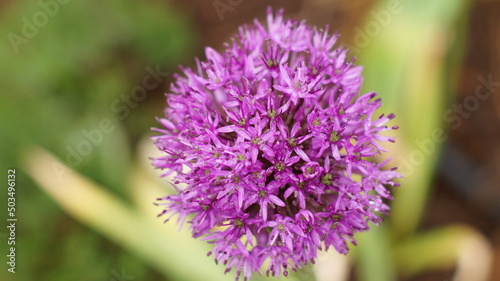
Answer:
[[152, 7, 401, 281]]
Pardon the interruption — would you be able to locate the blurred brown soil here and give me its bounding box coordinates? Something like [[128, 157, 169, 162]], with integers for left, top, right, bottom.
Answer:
[[434, 1, 500, 280]]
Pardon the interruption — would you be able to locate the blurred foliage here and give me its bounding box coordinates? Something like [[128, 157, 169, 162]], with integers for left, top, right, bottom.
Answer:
[[359, 0, 470, 236], [0, 0, 196, 280]]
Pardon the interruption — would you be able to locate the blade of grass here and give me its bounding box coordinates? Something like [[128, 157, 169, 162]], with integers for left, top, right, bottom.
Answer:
[[358, 0, 471, 238], [394, 224, 492, 281], [22, 147, 234, 281], [354, 224, 395, 281]]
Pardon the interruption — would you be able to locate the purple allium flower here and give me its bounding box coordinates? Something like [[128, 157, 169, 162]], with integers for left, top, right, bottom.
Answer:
[[152, 7, 401, 281]]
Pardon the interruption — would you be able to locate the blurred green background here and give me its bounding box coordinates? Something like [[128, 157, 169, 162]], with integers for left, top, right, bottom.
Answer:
[[1, 0, 499, 280]]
